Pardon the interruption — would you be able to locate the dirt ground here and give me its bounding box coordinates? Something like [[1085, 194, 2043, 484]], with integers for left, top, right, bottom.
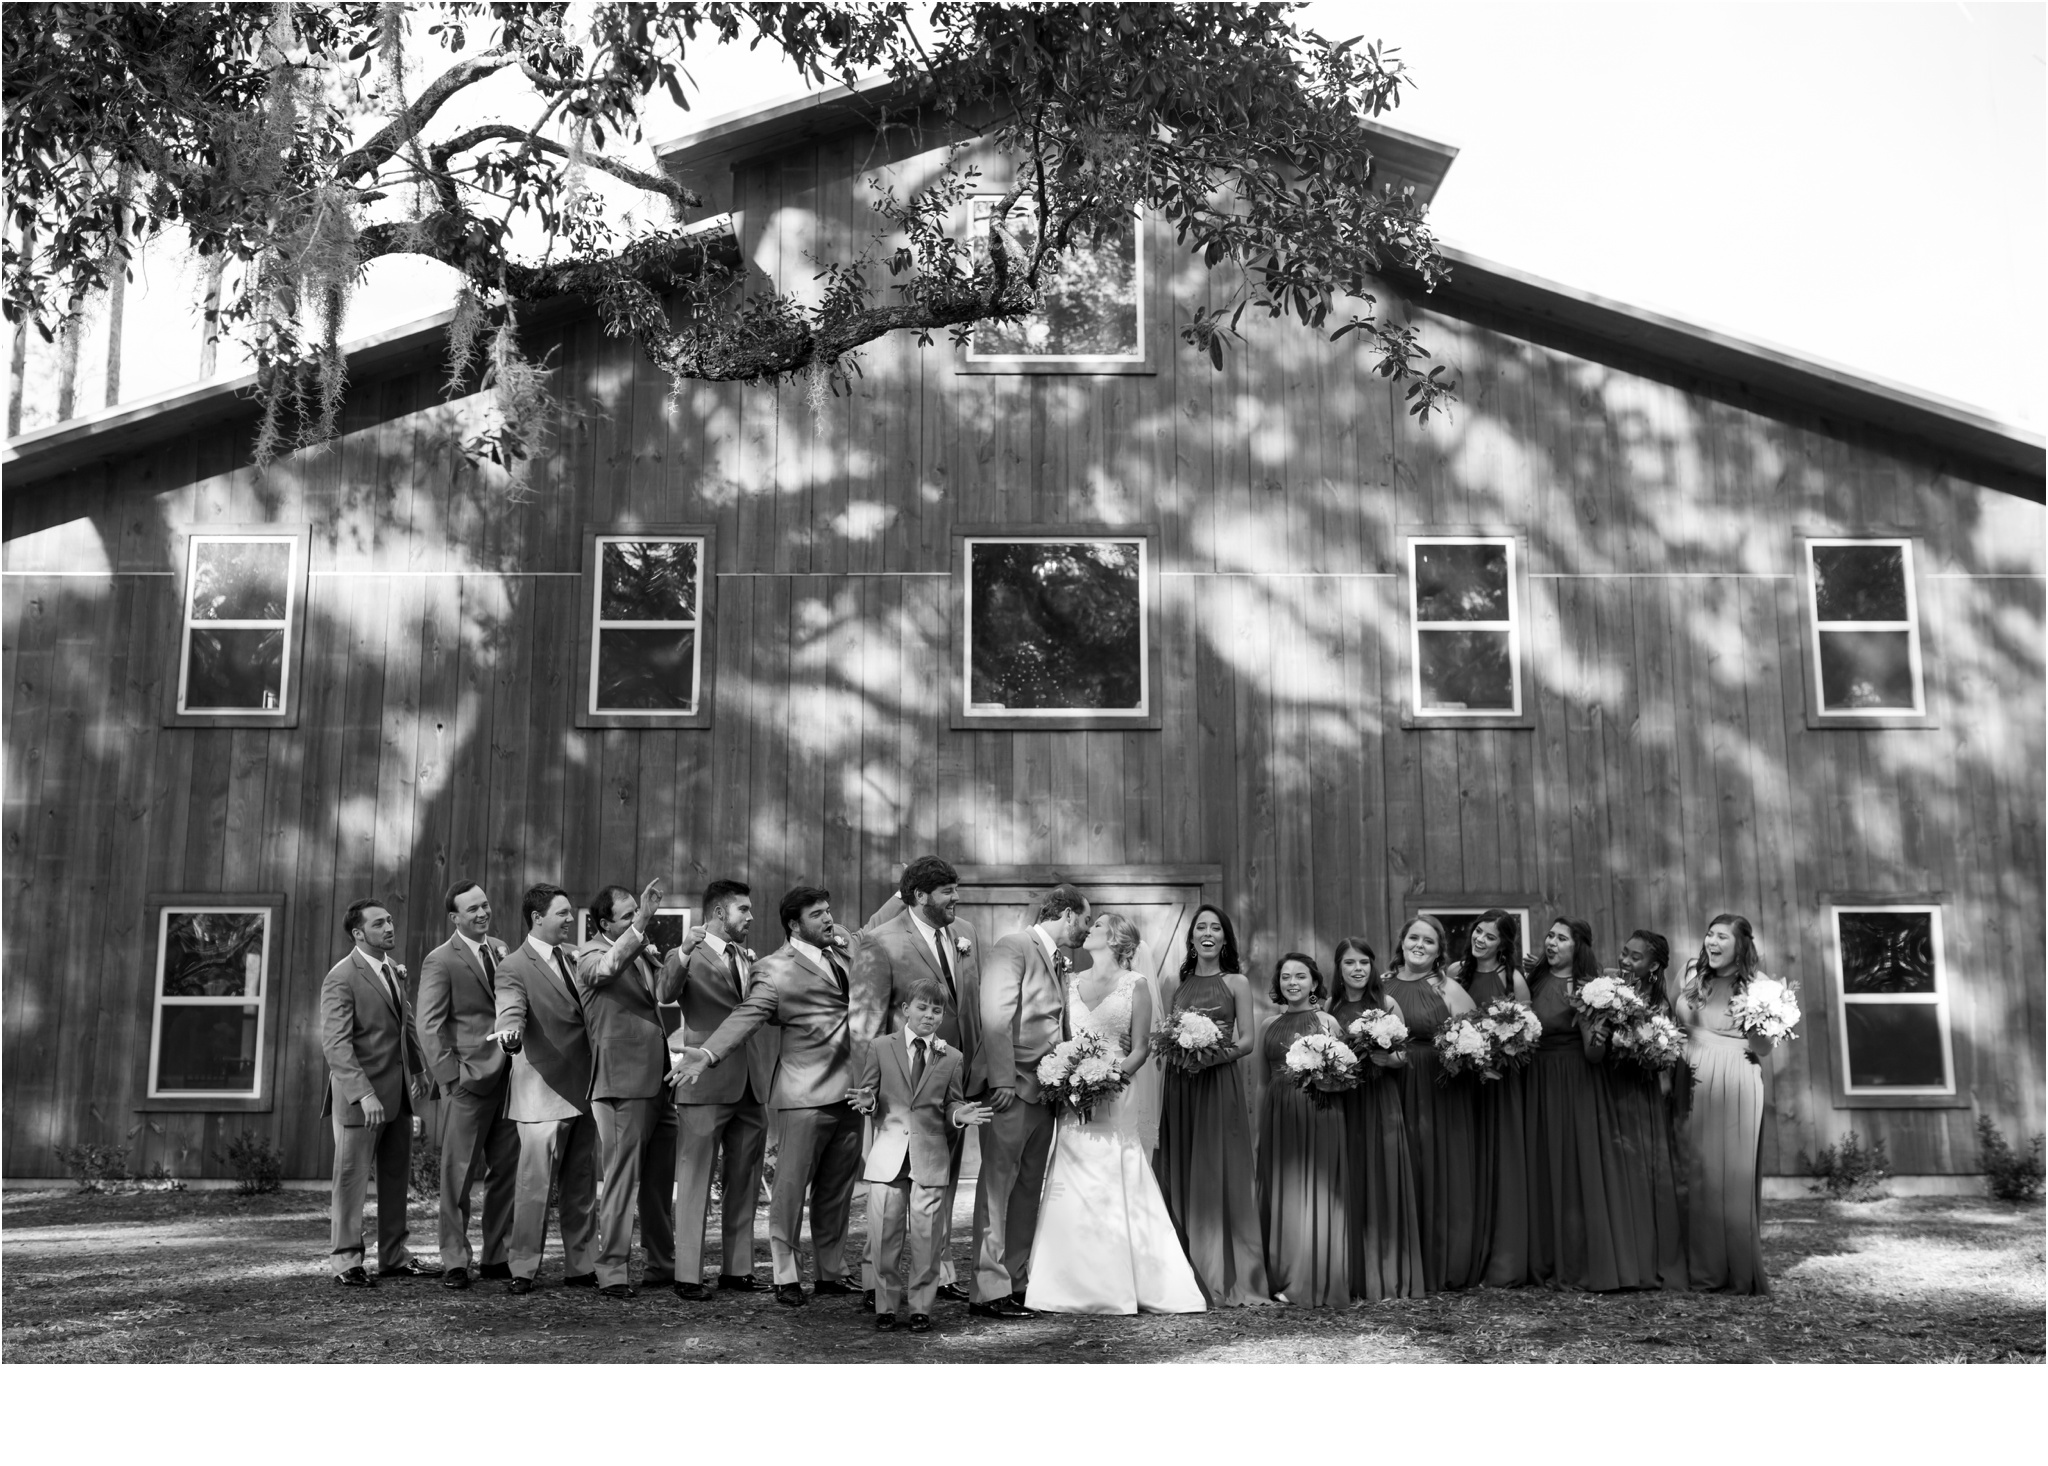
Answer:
[[2, 1185, 2040, 1364]]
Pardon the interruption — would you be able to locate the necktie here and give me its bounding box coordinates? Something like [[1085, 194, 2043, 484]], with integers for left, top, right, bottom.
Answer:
[[932, 931, 956, 1005], [726, 947, 746, 1000], [910, 1037, 928, 1089], [554, 950, 583, 1011], [480, 943, 498, 994], [378, 962, 403, 1014], [825, 952, 848, 998]]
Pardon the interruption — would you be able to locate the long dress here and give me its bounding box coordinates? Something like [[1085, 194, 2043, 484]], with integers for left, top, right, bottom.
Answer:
[[1681, 971, 1770, 1295], [1026, 971, 1208, 1314], [1256, 1010, 1350, 1307], [1155, 972, 1271, 1307], [1464, 965, 1531, 1287], [1386, 974, 1484, 1292], [1595, 990, 1686, 1290], [1524, 970, 1625, 1291], [1328, 995, 1423, 1301]]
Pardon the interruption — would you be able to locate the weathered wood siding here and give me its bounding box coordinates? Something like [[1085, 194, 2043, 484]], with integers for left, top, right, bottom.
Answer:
[[4, 133, 2042, 1178]]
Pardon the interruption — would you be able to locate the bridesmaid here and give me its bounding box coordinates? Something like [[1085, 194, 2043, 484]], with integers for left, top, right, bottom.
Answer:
[[1599, 930, 1686, 1289], [1452, 910, 1533, 1288], [1328, 938, 1423, 1302], [1384, 914, 1485, 1292], [1525, 917, 1627, 1291], [1155, 904, 1271, 1306], [1673, 913, 1774, 1295], [1256, 954, 1350, 1306]]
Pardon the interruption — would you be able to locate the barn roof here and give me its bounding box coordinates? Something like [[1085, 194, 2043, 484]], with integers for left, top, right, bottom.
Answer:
[[3, 80, 2040, 502]]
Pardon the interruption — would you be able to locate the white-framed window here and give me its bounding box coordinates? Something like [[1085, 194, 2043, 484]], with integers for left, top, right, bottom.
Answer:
[[583, 532, 708, 722], [964, 198, 1145, 368], [176, 533, 300, 715], [1804, 538, 1926, 717], [1418, 906, 1536, 971], [1831, 904, 1954, 1096], [956, 529, 1157, 729], [576, 905, 694, 955], [147, 904, 273, 1100], [1407, 535, 1523, 718]]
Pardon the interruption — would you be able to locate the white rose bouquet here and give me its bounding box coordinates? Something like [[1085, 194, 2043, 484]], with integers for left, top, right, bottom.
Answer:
[[1433, 1015, 1498, 1081], [1613, 1010, 1687, 1073], [1569, 974, 1646, 1033], [1728, 976, 1802, 1048], [1345, 1008, 1410, 1071], [1478, 996, 1543, 1073], [1035, 1028, 1130, 1122], [1282, 1032, 1361, 1108], [1149, 1009, 1230, 1073]]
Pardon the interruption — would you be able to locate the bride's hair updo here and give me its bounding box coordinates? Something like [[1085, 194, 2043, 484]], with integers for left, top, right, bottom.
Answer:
[[1099, 912, 1142, 968]]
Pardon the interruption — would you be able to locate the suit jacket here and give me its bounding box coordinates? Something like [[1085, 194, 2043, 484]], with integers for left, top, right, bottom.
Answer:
[[858, 1033, 967, 1187], [576, 926, 667, 1102], [978, 928, 1069, 1105], [850, 910, 985, 1092], [657, 938, 777, 1106], [321, 948, 428, 1123], [696, 935, 866, 1111], [494, 940, 595, 1123], [415, 932, 510, 1097]]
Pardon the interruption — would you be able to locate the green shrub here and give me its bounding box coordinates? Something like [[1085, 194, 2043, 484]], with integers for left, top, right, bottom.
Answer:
[[218, 1131, 284, 1195], [1800, 1131, 1891, 1201], [1976, 1115, 2045, 1203], [57, 1143, 129, 1192]]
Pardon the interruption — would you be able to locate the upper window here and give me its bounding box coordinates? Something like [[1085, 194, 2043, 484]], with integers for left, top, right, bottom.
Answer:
[[954, 529, 1158, 730], [1801, 538, 1929, 725], [146, 902, 276, 1102], [1831, 904, 1954, 1099], [576, 528, 715, 729], [1406, 535, 1525, 721], [963, 199, 1148, 374], [167, 528, 310, 726], [1418, 906, 1536, 972]]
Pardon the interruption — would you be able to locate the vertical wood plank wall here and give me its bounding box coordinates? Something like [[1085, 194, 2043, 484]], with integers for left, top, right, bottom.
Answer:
[[4, 138, 2043, 1179]]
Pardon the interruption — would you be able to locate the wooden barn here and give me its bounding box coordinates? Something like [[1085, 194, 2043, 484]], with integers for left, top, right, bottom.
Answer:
[[3, 90, 2042, 1187]]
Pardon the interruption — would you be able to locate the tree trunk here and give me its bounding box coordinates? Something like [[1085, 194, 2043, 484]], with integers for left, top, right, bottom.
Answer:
[[11, 224, 35, 434], [199, 255, 225, 381], [103, 163, 135, 407], [54, 292, 83, 422]]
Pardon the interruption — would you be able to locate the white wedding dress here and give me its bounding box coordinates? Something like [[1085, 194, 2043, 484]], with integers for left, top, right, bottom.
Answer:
[[1024, 970, 1209, 1314]]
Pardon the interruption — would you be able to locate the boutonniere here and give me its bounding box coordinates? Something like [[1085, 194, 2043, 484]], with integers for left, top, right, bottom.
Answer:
[[930, 1037, 949, 1054], [1053, 950, 1073, 976], [829, 929, 850, 952], [392, 962, 409, 981], [953, 934, 972, 957], [740, 947, 757, 963], [489, 937, 510, 959]]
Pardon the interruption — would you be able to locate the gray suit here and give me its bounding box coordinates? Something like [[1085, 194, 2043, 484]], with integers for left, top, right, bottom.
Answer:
[[494, 938, 600, 1281], [577, 926, 677, 1288], [321, 948, 427, 1269], [415, 931, 517, 1273], [971, 928, 1068, 1302]]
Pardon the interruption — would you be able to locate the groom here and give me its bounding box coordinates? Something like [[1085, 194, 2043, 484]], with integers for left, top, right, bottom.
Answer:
[[969, 883, 1091, 1319]]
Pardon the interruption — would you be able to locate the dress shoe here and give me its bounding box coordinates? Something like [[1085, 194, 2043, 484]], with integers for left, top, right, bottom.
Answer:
[[874, 1313, 899, 1331], [716, 1274, 758, 1292], [505, 1276, 534, 1295], [1010, 1290, 1032, 1309], [441, 1266, 472, 1291], [908, 1313, 932, 1333], [478, 1262, 513, 1281], [598, 1283, 636, 1299], [862, 1289, 877, 1309], [968, 1297, 1035, 1320], [563, 1272, 598, 1288], [810, 1278, 856, 1297], [934, 1283, 971, 1304], [774, 1283, 808, 1308], [336, 1265, 375, 1288], [672, 1281, 712, 1301], [642, 1274, 674, 1288], [379, 1258, 436, 1278]]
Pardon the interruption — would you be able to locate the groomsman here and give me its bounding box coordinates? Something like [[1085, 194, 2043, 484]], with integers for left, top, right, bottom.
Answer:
[[669, 886, 867, 1307], [414, 880, 518, 1288], [321, 899, 435, 1285], [971, 883, 1090, 1318], [851, 855, 984, 1304], [577, 877, 673, 1298], [659, 879, 774, 1300], [492, 884, 602, 1294]]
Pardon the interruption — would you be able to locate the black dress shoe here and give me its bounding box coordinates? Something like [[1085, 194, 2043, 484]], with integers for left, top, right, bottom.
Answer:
[[379, 1258, 436, 1278], [861, 1289, 877, 1309], [1010, 1290, 1032, 1309], [642, 1274, 675, 1288], [336, 1265, 375, 1288], [774, 1283, 807, 1308], [968, 1297, 1035, 1319], [717, 1273, 759, 1292], [441, 1267, 472, 1291], [563, 1272, 598, 1288], [934, 1283, 971, 1303], [478, 1262, 513, 1281], [908, 1313, 931, 1333], [505, 1277, 534, 1295], [874, 1313, 898, 1331], [811, 1277, 857, 1297], [598, 1283, 636, 1299], [673, 1281, 712, 1301]]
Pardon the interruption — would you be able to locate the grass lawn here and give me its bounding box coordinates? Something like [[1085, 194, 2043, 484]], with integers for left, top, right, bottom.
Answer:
[[2, 1185, 2040, 1364]]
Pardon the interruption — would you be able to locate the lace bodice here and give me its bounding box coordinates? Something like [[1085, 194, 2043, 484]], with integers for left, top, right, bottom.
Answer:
[[1069, 970, 1140, 1047]]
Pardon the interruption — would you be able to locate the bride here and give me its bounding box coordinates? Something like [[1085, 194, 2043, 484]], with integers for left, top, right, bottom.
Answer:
[[1025, 913, 1208, 1314]]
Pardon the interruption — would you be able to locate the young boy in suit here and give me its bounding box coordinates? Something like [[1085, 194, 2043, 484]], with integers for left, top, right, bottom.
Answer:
[[850, 978, 992, 1331]]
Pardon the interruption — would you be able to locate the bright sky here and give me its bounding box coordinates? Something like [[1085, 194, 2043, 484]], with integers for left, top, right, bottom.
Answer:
[[40, 1, 2046, 433]]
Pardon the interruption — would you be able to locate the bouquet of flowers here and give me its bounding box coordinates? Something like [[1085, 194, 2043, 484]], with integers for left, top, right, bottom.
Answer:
[[1478, 996, 1543, 1073], [1282, 1032, 1361, 1108], [1570, 974, 1646, 1033], [1035, 1029, 1131, 1122], [1344, 1008, 1410, 1070], [1150, 1009, 1230, 1073], [1612, 1010, 1688, 1073], [1728, 976, 1803, 1048], [1433, 1015, 1498, 1081]]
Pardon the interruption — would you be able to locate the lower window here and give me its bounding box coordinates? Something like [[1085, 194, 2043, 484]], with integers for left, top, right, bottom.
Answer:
[[147, 905, 274, 1099], [1832, 905, 1953, 1095]]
